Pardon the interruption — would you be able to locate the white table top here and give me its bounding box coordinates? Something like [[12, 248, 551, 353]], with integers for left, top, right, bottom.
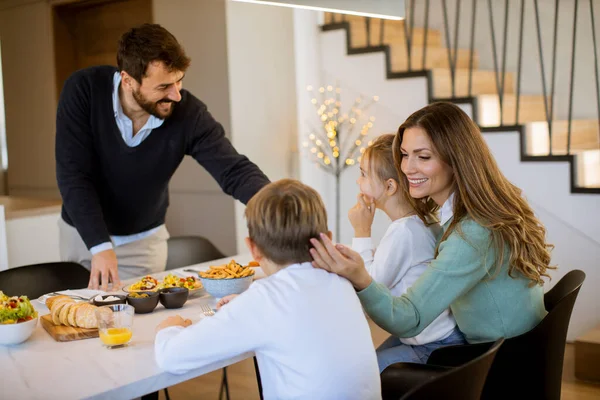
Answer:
[[0, 254, 260, 400]]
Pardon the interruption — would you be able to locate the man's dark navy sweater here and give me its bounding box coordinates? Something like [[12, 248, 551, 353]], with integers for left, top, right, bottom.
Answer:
[[56, 66, 269, 250]]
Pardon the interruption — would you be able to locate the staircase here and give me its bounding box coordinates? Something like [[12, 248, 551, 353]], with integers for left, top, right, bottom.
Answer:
[[323, 12, 600, 193]]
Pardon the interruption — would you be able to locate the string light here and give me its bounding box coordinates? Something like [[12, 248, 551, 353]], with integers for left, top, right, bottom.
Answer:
[[303, 83, 378, 177]]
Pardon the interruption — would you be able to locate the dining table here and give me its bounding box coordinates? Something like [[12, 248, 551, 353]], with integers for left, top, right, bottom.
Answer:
[[0, 253, 260, 400]]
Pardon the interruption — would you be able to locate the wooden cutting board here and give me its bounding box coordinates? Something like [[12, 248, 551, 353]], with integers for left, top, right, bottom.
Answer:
[[40, 314, 98, 342]]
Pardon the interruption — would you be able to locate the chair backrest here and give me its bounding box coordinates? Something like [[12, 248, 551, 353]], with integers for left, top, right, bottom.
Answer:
[[165, 236, 226, 271], [427, 269, 586, 400], [544, 269, 586, 312], [400, 338, 504, 400], [0, 262, 90, 299]]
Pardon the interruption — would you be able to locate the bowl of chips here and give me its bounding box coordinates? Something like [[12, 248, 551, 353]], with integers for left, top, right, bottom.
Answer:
[[198, 260, 255, 298]]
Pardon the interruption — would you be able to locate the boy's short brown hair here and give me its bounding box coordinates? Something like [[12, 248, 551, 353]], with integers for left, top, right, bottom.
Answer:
[[245, 179, 328, 265]]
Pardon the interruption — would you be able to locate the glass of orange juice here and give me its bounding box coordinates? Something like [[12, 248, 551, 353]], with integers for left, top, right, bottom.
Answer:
[[96, 304, 134, 348]]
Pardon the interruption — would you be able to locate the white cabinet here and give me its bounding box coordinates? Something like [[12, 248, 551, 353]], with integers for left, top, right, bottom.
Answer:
[[0, 197, 61, 270]]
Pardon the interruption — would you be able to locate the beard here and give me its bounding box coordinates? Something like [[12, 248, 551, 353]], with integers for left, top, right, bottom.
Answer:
[[132, 89, 175, 119]]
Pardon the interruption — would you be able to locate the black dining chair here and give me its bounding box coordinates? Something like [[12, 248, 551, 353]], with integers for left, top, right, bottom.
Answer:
[[380, 269, 585, 400], [0, 261, 90, 299], [165, 235, 226, 270], [428, 269, 585, 400], [383, 338, 504, 400]]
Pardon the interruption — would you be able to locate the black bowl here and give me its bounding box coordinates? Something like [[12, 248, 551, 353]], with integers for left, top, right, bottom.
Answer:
[[91, 294, 127, 307], [126, 291, 160, 314], [159, 287, 189, 309]]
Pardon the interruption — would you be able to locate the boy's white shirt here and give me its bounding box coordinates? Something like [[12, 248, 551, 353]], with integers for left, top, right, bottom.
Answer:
[[352, 215, 457, 345], [155, 262, 381, 400]]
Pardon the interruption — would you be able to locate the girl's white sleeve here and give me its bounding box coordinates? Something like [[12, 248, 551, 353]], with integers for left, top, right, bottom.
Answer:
[[360, 223, 415, 290], [352, 237, 375, 271]]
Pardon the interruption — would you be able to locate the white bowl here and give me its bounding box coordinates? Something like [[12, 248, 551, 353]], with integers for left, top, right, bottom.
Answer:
[[199, 275, 253, 298], [0, 317, 38, 345]]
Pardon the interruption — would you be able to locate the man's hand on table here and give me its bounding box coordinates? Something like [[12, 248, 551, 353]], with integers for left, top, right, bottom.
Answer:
[[156, 316, 192, 333], [89, 249, 121, 291]]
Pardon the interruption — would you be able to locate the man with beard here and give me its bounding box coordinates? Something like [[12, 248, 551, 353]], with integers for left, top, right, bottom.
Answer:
[[56, 24, 270, 291]]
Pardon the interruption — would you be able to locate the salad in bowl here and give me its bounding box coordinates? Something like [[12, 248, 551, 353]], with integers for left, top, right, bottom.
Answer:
[[0, 291, 39, 345]]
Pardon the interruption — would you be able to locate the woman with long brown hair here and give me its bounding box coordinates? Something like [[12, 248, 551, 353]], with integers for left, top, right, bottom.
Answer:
[[310, 102, 553, 344]]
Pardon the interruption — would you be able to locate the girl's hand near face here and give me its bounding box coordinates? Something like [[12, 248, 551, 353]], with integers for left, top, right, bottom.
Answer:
[[348, 194, 376, 237]]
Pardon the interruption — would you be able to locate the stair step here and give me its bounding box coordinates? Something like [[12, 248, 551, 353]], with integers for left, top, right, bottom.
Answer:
[[389, 45, 478, 71], [477, 95, 550, 126], [432, 69, 514, 98], [575, 324, 600, 382], [576, 150, 600, 188], [525, 120, 600, 155], [346, 16, 442, 48]]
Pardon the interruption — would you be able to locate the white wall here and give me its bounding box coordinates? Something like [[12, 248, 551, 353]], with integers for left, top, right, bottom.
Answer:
[[225, 1, 299, 254], [309, 16, 600, 339], [153, 0, 238, 255]]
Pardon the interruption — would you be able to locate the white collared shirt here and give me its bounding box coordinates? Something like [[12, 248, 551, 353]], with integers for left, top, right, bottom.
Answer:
[[112, 72, 164, 147], [155, 263, 381, 400], [439, 192, 455, 225]]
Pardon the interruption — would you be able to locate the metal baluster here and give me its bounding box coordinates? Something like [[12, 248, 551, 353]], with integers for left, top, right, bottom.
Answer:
[[468, 0, 477, 97], [500, 0, 510, 125], [550, 0, 560, 140], [487, 0, 502, 112], [442, 0, 456, 97], [403, 0, 414, 71], [515, 0, 526, 125], [567, 0, 580, 154], [534, 0, 552, 154], [423, 0, 431, 70], [454, 0, 462, 97], [589, 0, 600, 147]]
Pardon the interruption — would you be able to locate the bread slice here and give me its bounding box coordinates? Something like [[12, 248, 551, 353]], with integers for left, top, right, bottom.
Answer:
[[46, 295, 70, 310], [59, 302, 73, 326], [67, 303, 85, 327], [51, 299, 75, 325], [75, 304, 99, 329]]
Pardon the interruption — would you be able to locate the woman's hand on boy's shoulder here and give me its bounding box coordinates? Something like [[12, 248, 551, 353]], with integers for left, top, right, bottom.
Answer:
[[156, 315, 192, 333], [217, 294, 239, 310], [349, 194, 375, 237]]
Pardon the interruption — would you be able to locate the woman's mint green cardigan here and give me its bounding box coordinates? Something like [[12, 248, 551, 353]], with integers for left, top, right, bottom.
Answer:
[[357, 217, 547, 343]]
